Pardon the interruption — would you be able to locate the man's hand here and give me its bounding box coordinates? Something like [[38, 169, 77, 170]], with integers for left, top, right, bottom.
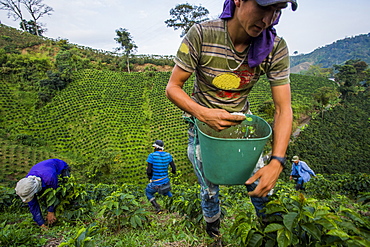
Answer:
[[40, 224, 49, 230], [46, 212, 56, 225], [245, 159, 283, 197], [196, 109, 246, 131]]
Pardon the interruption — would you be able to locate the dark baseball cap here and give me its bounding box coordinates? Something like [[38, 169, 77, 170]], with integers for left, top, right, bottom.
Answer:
[[256, 0, 298, 11]]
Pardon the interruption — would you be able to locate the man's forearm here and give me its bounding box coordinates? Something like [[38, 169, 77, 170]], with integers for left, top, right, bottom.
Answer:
[[271, 108, 292, 157]]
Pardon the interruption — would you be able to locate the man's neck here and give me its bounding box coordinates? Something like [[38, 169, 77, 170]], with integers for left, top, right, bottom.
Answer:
[[226, 19, 252, 53]]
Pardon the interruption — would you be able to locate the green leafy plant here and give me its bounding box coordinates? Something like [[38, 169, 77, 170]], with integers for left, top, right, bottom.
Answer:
[[59, 223, 106, 247], [230, 189, 370, 247], [39, 176, 91, 221], [0, 186, 19, 212], [0, 221, 47, 246], [97, 190, 149, 231]]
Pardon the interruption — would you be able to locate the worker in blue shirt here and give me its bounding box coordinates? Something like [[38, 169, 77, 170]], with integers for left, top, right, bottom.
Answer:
[[289, 156, 316, 191], [145, 140, 176, 214], [15, 159, 70, 229]]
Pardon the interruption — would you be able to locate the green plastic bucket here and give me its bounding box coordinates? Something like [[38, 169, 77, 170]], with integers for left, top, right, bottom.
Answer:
[[195, 114, 272, 185]]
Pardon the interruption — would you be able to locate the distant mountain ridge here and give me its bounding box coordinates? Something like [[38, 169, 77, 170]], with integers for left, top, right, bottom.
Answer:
[[290, 33, 370, 73]]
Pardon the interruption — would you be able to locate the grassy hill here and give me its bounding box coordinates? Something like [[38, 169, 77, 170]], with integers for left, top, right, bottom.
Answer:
[[291, 33, 370, 73], [0, 23, 348, 187], [1, 23, 370, 247], [0, 68, 336, 187]]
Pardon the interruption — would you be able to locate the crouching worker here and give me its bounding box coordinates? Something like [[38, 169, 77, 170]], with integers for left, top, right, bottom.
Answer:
[[289, 156, 316, 191], [145, 140, 176, 214], [15, 159, 71, 229]]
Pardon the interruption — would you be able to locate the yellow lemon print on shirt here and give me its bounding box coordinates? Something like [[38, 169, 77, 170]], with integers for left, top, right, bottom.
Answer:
[[179, 43, 189, 54], [212, 73, 241, 90]]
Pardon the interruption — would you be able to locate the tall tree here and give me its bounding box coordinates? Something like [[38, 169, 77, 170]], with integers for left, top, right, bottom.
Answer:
[[334, 63, 358, 100], [312, 86, 340, 118], [0, 0, 26, 31], [20, 19, 44, 35], [346, 59, 369, 83], [165, 3, 209, 37], [22, 0, 53, 36], [301, 64, 333, 78], [114, 28, 137, 73]]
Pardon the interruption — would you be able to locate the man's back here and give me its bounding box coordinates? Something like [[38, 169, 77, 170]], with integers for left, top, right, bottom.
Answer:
[[147, 151, 172, 184]]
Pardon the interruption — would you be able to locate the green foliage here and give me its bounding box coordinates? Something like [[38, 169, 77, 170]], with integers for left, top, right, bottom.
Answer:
[[250, 74, 336, 125], [165, 3, 209, 37], [162, 184, 203, 224], [312, 86, 340, 107], [1, 22, 342, 187], [114, 28, 137, 56], [334, 59, 369, 100], [144, 64, 157, 71], [1, 180, 370, 246], [301, 64, 333, 78], [258, 99, 275, 121], [0, 186, 19, 212], [357, 192, 370, 205], [114, 28, 137, 73], [305, 173, 370, 199], [97, 189, 150, 230], [131, 54, 175, 67], [0, 69, 347, 186], [230, 189, 370, 247], [59, 223, 106, 247], [287, 93, 370, 174], [1, 21, 368, 246], [40, 176, 91, 221], [0, 221, 47, 247], [0, 48, 7, 65], [0, 24, 44, 52], [20, 20, 45, 36]]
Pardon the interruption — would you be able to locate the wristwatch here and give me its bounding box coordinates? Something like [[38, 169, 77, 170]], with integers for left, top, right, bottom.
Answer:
[[270, 156, 287, 168]]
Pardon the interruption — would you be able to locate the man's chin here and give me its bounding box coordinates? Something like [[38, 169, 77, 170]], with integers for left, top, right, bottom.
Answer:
[[249, 31, 263, 38], [248, 27, 264, 37]]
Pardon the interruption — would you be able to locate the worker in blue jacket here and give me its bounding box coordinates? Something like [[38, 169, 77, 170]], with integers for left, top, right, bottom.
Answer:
[[145, 140, 176, 214], [289, 156, 316, 191], [15, 159, 70, 229]]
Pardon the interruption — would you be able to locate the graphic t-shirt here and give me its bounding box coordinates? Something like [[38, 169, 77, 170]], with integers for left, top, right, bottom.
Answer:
[[174, 19, 290, 113]]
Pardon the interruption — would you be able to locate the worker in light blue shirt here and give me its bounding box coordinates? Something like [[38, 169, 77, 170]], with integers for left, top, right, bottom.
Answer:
[[15, 159, 70, 229], [145, 140, 176, 214], [289, 156, 316, 190]]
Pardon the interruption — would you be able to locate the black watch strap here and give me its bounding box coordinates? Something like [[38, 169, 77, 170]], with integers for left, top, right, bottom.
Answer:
[[270, 156, 287, 168]]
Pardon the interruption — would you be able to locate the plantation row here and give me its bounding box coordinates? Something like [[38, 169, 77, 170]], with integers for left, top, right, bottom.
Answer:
[[0, 174, 369, 246], [0, 70, 337, 186], [287, 92, 370, 174]]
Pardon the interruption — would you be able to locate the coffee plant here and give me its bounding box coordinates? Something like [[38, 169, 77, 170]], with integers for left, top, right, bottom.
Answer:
[[230, 190, 370, 247]]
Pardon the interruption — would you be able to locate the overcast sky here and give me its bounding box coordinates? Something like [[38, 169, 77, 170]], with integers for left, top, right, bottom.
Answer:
[[0, 0, 369, 56]]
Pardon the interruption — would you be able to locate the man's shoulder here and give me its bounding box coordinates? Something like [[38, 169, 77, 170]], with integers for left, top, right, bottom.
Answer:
[[200, 19, 223, 28], [194, 19, 224, 35], [273, 35, 287, 49]]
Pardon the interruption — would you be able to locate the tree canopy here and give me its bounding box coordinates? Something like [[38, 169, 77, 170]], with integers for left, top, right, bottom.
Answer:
[[114, 28, 138, 73], [334, 59, 369, 99], [165, 3, 209, 38]]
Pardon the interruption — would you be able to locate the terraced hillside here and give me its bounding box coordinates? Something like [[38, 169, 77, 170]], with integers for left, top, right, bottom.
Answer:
[[0, 70, 336, 186]]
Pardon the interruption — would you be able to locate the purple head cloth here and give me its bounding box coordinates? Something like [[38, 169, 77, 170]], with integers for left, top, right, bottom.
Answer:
[[219, 0, 235, 19], [219, 0, 280, 68]]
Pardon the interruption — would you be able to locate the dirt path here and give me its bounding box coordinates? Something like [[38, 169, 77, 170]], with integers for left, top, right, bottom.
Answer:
[[292, 116, 311, 138]]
